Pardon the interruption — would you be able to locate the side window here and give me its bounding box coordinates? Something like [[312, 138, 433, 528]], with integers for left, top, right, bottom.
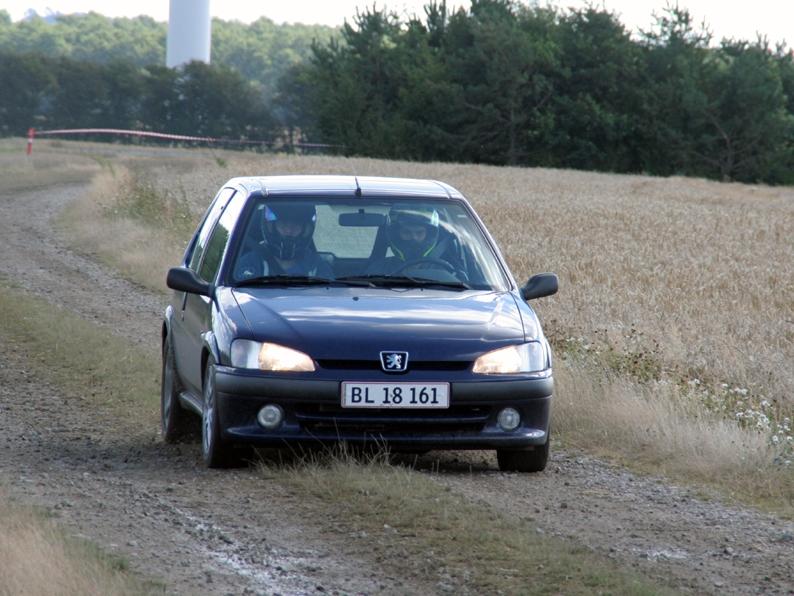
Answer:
[[188, 188, 236, 272], [197, 191, 247, 282]]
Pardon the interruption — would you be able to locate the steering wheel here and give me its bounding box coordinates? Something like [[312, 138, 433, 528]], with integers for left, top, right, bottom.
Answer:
[[391, 257, 461, 276]]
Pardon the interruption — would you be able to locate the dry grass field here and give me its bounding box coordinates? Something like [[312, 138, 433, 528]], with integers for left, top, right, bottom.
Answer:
[[16, 139, 794, 510]]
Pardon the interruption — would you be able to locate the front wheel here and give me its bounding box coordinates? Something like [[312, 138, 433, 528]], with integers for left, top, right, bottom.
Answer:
[[161, 338, 194, 443], [497, 438, 549, 473], [202, 363, 243, 468]]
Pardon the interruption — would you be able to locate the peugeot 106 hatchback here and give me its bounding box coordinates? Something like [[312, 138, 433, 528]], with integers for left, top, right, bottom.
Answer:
[[162, 176, 558, 471]]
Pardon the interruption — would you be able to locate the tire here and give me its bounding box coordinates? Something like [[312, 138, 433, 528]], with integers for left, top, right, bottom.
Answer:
[[497, 438, 549, 473], [201, 362, 243, 468], [161, 338, 194, 443]]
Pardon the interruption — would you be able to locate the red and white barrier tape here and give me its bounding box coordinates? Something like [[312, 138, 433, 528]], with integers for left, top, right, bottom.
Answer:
[[25, 127, 340, 154]]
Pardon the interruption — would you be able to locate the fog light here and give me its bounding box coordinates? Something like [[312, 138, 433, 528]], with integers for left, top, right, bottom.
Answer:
[[497, 407, 521, 431], [257, 404, 284, 429]]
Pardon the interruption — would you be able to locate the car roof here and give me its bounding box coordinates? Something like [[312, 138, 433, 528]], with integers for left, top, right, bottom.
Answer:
[[225, 175, 465, 200]]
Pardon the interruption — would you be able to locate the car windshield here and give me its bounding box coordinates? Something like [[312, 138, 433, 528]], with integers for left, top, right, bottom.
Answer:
[[229, 197, 510, 291]]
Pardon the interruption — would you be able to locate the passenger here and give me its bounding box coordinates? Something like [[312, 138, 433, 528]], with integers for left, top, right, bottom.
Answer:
[[235, 203, 333, 279]]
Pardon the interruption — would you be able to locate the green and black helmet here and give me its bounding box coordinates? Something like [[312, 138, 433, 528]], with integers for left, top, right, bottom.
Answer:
[[386, 205, 440, 261]]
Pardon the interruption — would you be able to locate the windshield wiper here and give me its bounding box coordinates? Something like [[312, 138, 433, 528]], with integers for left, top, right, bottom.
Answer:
[[408, 277, 471, 290], [336, 275, 470, 291], [234, 275, 374, 288]]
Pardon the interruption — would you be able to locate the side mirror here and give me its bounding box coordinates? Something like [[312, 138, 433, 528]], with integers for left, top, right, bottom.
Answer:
[[521, 273, 558, 301], [166, 266, 213, 297]]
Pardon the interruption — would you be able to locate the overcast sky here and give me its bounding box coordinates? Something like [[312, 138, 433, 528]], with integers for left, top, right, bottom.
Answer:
[[1, 1, 792, 46]]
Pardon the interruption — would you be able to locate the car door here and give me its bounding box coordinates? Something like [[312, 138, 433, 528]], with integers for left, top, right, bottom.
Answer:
[[179, 189, 247, 394], [172, 188, 235, 392]]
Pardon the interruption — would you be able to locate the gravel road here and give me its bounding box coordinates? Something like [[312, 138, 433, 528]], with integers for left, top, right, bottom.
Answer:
[[0, 182, 792, 594]]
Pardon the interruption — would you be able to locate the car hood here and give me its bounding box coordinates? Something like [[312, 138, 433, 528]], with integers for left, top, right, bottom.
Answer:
[[231, 288, 527, 361]]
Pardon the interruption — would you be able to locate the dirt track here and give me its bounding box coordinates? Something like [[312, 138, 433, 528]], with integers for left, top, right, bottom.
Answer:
[[0, 182, 792, 594]]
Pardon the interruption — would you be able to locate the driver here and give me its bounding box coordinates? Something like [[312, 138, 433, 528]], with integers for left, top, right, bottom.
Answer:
[[235, 202, 333, 279], [389, 205, 441, 261], [366, 205, 462, 275]]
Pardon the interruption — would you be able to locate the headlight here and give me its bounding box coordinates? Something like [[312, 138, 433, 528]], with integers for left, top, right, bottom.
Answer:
[[231, 340, 315, 372], [472, 341, 549, 375]]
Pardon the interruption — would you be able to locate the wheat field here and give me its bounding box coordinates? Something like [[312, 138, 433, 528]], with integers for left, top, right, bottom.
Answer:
[[112, 150, 793, 406]]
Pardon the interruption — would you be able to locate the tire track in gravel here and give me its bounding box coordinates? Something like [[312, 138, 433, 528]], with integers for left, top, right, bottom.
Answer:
[[0, 183, 163, 348], [412, 441, 794, 594], [1, 181, 793, 595]]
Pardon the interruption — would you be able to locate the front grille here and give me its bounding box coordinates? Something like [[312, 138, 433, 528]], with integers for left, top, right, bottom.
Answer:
[[317, 359, 471, 371], [294, 403, 490, 434]]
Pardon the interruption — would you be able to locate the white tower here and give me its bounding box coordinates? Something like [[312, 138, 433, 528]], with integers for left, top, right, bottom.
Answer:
[[166, 0, 211, 68]]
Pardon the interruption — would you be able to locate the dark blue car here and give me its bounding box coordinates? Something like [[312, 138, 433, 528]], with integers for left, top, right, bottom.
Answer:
[[162, 176, 558, 471]]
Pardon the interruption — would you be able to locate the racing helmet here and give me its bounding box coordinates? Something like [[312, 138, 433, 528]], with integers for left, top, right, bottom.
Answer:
[[261, 202, 317, 260], [386, 205, 440, 261]]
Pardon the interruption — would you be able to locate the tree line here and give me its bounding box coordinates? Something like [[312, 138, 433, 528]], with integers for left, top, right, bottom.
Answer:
[[0, 9, 334, 102], [0, 53, 274, 139], [286, 1, 794, 184], [2, 2, 794, 184]]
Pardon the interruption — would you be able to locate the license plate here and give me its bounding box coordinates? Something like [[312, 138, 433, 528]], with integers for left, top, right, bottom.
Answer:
[[341, 382, 449, 408]]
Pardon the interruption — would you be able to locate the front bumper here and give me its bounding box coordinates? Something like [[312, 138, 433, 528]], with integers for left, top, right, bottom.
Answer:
[[214, 366, 553, 449]]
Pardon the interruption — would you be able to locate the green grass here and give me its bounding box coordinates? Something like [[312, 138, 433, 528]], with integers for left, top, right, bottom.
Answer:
[[262, 448, 671, 596], [0, 283, 159, 430]]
